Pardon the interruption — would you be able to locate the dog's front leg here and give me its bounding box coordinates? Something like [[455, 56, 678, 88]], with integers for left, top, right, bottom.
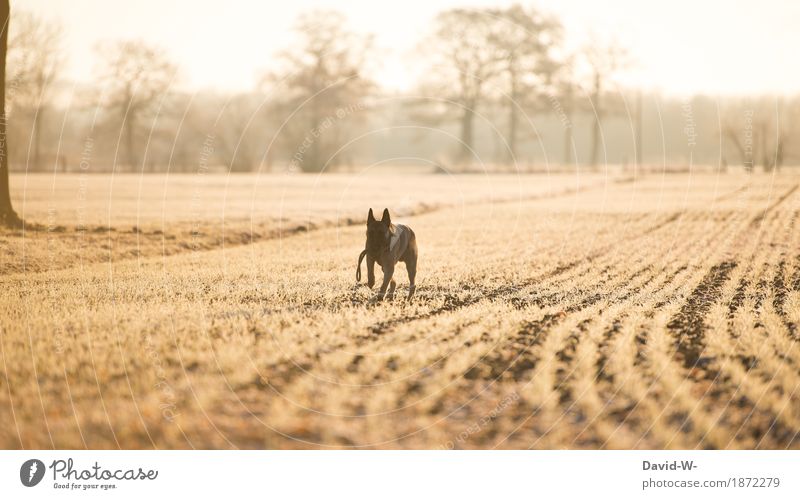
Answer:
[[377, 263, 395, 301], [366, 254, 376, 288]]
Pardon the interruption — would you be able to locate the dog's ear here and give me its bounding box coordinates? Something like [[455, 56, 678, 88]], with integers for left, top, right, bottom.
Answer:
[[367, 208, 375, 224], [381, 208, 391, 225]]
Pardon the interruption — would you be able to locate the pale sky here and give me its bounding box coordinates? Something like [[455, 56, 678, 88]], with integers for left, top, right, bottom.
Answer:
[[20, 0, 800, 96]]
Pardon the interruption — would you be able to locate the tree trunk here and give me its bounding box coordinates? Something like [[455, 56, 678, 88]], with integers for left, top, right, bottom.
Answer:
[[507, 108, 518, 163], [635, 91, 643, 169], [0, 0, 20, 227], [563, 117, 573, 166], [590, 110, 601, 168], [562, 86, 574, 166], [458, 107, 475, 165], [759, 122, 769, 172], [724, 127, 748, 170], [506, 70, 518, 163], [125, 118, 136, 172], [589, 74, 602, 169], [33, 106, 43, 171], [303, 97, 322, 173]]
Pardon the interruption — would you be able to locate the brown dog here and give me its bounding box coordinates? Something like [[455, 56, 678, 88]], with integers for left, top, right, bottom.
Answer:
[[356, 208, 417, 300]]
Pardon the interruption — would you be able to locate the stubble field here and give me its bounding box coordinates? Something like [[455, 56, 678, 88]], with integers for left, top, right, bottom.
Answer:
[[1, 170, 800, 449]]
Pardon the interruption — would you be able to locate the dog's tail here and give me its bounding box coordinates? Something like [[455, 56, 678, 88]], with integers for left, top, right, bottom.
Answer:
[[356, 249, 368, 282]]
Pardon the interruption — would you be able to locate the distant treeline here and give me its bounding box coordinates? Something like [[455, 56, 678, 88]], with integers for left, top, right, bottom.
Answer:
[[7, 7, 797, 174]]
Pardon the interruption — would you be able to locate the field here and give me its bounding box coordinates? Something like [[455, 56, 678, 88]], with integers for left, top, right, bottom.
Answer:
[[1, 170, 800, 449]]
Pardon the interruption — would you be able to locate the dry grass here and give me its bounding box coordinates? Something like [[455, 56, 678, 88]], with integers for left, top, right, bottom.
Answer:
[[1, 171, 799, 449], [3, 172, 609, 273]]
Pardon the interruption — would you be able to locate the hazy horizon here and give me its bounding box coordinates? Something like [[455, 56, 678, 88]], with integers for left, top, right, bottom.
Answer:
[[20, 0, 800, 97]]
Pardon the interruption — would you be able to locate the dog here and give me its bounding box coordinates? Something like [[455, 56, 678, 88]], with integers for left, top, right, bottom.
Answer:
[[356, 208, 417, 300]]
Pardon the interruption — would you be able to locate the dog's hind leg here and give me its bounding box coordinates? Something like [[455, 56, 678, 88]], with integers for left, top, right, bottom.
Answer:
[[403, 229, 418, 300], [406, 255, 417, 300]]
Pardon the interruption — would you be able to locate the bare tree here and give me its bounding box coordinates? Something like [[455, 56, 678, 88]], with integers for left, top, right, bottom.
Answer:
[[488, 5, 562, 162], [720, 97, 794, 172], [556, 70, 576, 166], [7, 10, 62, 171], [581, 39, 629, 168], [266, 11, 373, 173], [772, 97, 800, 170], [215, 93, 268, 173], [755, 97, 792, 172], [96, 40, 177, 172], [0, 0, 20, 227], [721, 103, 750, 170], [422, 9, 505, 165]]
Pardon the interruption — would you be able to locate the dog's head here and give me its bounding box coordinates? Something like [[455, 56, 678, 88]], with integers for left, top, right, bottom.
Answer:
[[366, 208, 391, 253]]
